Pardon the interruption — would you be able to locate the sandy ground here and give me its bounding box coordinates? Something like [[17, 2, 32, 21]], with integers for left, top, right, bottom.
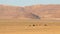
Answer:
[[0, 26, 60, 34], [0, 19, 60, 34]]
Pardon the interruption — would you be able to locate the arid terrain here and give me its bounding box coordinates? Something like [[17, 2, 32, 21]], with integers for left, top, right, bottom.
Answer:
[[0, 19, 60, 34], [0, 5, 60, 34], [0, 4, 60, 20]]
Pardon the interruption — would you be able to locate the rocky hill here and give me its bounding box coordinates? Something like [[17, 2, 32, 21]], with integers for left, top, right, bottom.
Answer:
[[0, 5, 60, 20]]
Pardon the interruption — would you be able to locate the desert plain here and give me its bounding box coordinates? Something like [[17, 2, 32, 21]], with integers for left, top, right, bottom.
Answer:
[[0, 19, 60, 34]]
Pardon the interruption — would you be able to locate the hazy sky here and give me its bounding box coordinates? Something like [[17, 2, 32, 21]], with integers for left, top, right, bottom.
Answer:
[[0, 0, 60, 6]]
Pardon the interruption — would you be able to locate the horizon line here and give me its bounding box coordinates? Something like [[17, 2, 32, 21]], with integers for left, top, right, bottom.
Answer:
[[0, 4, 60, 7]]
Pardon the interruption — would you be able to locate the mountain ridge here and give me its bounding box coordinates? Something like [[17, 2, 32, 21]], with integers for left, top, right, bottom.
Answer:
[[0, 4, 60, 20]]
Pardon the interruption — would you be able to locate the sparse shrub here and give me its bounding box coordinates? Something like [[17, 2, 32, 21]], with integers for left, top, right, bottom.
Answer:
[[44, 24, 48, 26], [33, 24, 35, 26]]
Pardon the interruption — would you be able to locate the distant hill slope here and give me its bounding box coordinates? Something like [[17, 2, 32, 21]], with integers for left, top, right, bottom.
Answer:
[[0, 5, 60, 20]]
